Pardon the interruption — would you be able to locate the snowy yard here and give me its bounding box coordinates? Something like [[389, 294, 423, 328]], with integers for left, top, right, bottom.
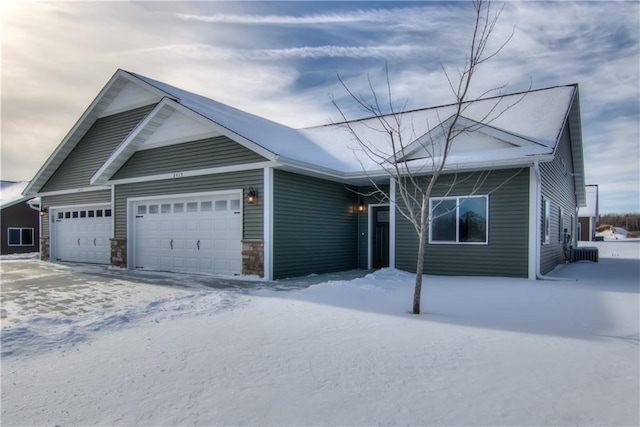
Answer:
[[1, 241, 639, 426]]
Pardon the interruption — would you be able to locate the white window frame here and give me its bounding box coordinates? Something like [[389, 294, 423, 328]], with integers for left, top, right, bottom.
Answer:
[[7, 227, 35, 247], [429, 195, 489, 245], [558, 207, 565, 243], [543, 197, 551, 244]]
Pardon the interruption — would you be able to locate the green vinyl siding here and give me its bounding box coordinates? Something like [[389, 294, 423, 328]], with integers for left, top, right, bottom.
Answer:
[[40, 105, 156, 192], [41, 190, 112, 238], [114, 170, 263, 240], [273, 170, 358, 279], [395, 168, 530, 278], [539, 126, 577, 274], [112, 136, 266, 180]]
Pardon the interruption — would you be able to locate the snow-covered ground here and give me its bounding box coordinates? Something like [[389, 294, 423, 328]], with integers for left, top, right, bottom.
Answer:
[[2, 241, 639, 426]]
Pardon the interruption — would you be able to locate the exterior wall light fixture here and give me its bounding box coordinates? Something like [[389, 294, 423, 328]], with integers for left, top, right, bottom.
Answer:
[[40, 207, 48, 217], [357, 201, 366, 213], [247, 187, 258, 205]]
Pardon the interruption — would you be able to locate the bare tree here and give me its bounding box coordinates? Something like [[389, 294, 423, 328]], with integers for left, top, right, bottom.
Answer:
[[333, 0, 518, 314]]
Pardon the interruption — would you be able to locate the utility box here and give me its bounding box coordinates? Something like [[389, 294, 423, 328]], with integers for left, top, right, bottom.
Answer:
[[570, 247, 599, 262]]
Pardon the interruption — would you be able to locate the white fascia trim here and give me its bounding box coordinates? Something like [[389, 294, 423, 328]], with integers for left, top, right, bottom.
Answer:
[[37, 185, 112, 198], [528, 163, 540, 280], [105, 161, 275, 186], [263, 167, 274, 281]]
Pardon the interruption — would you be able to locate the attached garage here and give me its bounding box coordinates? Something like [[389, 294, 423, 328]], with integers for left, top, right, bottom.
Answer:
[[130, 192, 242, 275], [51, 205, 112, 264]]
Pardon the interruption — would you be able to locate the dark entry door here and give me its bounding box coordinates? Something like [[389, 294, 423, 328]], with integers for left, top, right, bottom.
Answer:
[[372, 206, 390, 269]]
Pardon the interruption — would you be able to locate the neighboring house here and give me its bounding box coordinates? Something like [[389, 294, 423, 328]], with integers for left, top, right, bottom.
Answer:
[[23, 69, 586, 280], [1, 181, 40, 255], [578, 185, 599, 241]]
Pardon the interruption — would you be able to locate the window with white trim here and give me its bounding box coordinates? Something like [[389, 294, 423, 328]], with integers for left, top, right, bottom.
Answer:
[[429, 195, 488, 244], [543, 197, 550, 244], [558, 208, 564, 243], [7, 227, 35, 247]]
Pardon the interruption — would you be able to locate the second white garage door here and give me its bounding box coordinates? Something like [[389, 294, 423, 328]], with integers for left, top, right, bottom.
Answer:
[[133, 193, 242, 276]]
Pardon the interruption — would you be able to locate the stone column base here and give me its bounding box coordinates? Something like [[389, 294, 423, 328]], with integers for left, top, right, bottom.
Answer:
[[40, 237, 50, 261], [242, 240, 264, 277], [110, 238, 127, 268]]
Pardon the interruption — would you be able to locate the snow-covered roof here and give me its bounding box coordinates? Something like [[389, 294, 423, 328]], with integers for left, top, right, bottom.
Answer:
[[578, 185, 599, 217], [131, 72, 576, 176], [25, 68, 582, 196], [0, 181, 30, 209]]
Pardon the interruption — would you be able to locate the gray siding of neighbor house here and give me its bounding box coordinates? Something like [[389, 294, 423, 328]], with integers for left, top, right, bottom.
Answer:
[[40, 105, 156, 192], [41, 190, 112, 237], [273, 170, 358, 279], [1, 202, 40, 255], [114, 170, 263, 240], [111, 136, 267, 180], [539, 125, 577, 274], [395, 168, 530, 277]]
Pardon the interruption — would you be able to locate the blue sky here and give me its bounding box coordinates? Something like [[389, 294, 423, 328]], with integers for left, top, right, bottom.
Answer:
[[1, 1, 638, 213]]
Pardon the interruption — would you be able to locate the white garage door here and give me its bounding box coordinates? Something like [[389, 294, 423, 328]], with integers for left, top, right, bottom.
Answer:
[[52, 206, 112, 264], [133, 194, 242, 276]]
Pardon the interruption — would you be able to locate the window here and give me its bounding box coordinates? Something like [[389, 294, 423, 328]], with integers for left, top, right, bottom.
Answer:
[[543, 198, 550, 244], [186, 202, 198, 212], [137, 205, 147, 215], [215, 200, 228, 211], [160, 204, 171, 214], [558, 208, 564, 243], [173, 203, 184, 213], [8, 228, 34, 246], [429, 196, 488, 244], [200, 201, 212, 212]]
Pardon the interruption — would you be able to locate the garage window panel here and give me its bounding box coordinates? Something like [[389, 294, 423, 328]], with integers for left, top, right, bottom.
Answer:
[[137, 205, 147, 215], [173, 203, 184, 213], [161, 204, 171, 214], [149, 205, 159, 214], [186, 202, 198, 212], [215, 200, 228, 211]]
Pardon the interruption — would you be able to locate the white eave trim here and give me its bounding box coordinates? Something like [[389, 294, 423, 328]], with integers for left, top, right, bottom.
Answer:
[[104, 161, 275, 186], [35, 185, 112, 198]]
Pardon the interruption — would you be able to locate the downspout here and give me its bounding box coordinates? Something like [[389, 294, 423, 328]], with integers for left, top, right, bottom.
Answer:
[[533, 161, 576, 281]]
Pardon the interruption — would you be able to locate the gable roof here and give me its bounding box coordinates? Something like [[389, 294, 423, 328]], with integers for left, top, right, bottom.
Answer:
[[24, 69, 584, 204]]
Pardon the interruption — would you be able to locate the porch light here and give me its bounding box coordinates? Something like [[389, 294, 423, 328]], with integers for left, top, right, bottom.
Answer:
[[247, 187, 258, 205], [357, 202, 366, 213], [39, 207, 48, 216]]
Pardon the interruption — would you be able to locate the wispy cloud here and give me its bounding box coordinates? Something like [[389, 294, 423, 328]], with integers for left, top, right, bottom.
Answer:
[[118, 43, 437, 61], [176, 8, 424, 25]]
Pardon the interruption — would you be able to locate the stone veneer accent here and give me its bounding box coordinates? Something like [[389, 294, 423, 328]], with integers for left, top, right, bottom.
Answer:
[[40, 236, 50, 261], [110, 238, 127, 268], [242, 239, 264, 277]]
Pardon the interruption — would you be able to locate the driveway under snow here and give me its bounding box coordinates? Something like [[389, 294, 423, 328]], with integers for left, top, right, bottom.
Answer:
[[1, 241, 639, 426]]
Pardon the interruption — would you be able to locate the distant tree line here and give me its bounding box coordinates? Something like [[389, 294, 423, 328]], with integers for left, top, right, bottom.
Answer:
[[598, 213, 640, 232]]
